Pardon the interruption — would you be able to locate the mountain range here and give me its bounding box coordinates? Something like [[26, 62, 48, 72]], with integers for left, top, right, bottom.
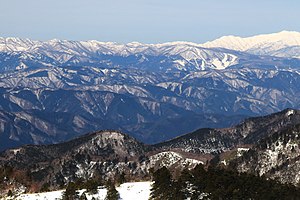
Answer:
[[1, 31, 300, 150], [1, 108, 300, 193]]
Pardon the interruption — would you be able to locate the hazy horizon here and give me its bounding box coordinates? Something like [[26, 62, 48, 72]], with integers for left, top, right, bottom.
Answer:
[[1, 0, 300, 43], [2, 30, 299, 45]]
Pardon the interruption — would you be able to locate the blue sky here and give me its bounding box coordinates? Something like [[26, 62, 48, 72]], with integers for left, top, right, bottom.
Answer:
[[1, 0, 299, 43]]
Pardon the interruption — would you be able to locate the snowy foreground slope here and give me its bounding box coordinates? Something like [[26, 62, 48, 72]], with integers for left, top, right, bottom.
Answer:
[[8, 182, 151, 200]]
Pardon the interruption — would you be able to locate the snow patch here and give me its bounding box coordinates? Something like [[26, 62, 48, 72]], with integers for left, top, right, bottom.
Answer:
[[286, 109, 295, 117], [149, 151, 203, 168], [237, 148, 250, 157]]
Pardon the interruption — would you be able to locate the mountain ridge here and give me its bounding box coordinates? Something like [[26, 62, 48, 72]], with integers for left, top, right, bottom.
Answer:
[[155, 108, 300, 154], [2, 30, 300, 48], [1, 109, 300, 192], [2, 30, 300, 71]]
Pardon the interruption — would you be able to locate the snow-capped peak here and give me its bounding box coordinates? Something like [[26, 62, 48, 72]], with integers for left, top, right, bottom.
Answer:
[[2, 30, 300, 54], [202, 30, 300, 52], [0, 37, 40, 52]]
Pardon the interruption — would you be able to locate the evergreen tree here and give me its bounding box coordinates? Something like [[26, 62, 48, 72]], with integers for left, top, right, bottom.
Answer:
[[149, 165, 300, 199], [40, 182, 50, 192], [150, 166, 174, 200], [61, 182, 80, 200], [85, 179, 99, 194], [178, 168, 193, 199], [105, 179, 119, 200], [117, 172, 126, 185], [171, 180, 185, 200]]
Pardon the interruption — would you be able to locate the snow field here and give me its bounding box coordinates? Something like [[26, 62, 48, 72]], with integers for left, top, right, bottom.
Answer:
[[13, 182, 152, 200]]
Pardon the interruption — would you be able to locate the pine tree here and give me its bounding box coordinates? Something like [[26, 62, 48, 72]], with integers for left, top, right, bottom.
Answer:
[[178, 169, 193, 199], [105, 179, 119, 200], [40, 182, 50, 192], [150, 167, 174, 200], [117, 172, 126, 185], [61, 182, 80, 200], [85, 179, 99, 194]]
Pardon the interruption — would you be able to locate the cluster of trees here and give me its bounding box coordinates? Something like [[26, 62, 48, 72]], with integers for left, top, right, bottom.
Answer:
[[0, 165, 31, 184], [0, 163, 126, 198], [61, 178, 119, 200], [0, 166, 34, 196], [150, 165, 300, 200]]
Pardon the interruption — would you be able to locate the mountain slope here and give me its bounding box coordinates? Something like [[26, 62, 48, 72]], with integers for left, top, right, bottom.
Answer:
[[1, 109, 300, 192], [0, 85, 246, 151], [155, 109, 300, 154], [2, 65, 300, 150], [230, 123, 300, 185], [0, 130, 203, 192]]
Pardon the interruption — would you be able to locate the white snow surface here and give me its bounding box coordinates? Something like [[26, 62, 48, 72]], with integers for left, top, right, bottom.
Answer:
[[203, 31, 300, 51], [13, 182, 152, 200], [286, 109, 295, 117], [202, 31, 300, 58]]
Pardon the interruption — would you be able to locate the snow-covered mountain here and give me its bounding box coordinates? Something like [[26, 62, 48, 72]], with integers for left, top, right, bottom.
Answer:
[[203, 31, 300, 58], [3, 32, 300, 71], [2, 31, 300, 68], [1, 31, 300, 151], [2, 65, 300, 150], [0, 37, 240, 70]]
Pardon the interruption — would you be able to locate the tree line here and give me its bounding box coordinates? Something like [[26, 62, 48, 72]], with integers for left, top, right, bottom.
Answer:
[[150, 164, 300, 200]]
